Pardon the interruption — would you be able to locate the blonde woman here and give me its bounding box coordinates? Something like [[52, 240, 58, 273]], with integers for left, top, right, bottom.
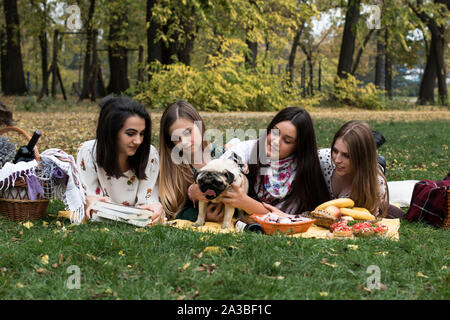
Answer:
[[158, 100, 231, 221]]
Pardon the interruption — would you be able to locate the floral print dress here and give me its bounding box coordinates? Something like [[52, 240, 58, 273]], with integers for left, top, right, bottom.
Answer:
[[76, 140, 160, 207]]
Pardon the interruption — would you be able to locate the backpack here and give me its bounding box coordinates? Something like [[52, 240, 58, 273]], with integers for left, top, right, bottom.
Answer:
[[405, 173, 450, 227]]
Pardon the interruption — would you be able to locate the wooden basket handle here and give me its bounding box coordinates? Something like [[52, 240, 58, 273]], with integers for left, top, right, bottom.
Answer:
[[0, 126, 41, 162]]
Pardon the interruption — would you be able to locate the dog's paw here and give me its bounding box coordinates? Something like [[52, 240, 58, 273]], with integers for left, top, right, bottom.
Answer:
[[193, 221, 205, 228], [221, 222, 232, 229]]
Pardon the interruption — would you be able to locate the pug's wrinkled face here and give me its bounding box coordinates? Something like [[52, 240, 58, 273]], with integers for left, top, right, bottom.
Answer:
[[194, 170, 235, 200]]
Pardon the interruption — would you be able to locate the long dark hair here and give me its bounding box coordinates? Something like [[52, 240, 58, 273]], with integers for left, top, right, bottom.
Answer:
[[95, 95, 151, 180], [247, 107, 331, 213]]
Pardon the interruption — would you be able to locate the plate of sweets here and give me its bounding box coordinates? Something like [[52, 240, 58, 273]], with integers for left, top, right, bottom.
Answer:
[[251, 213, 315, 235], [329, 220, 389, 238]]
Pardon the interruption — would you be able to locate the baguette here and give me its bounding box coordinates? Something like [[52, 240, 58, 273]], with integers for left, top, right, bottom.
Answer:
[[315, 198, 355, 211], [310, 209, 338, 220], [340, 207, 376, 220]]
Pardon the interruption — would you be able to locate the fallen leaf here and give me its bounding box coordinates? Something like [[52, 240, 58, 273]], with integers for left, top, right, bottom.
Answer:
[[41, 255, 49, 265], [374, 251, 389, 256], [58, 253, 64, 265], [36, 268, 47, 274], [42, 221, 49, 227], [177, 295, 185, 300], [16, 283, 24, 288], [118, 250, 125, 256], [416, 272, 429, 279], [86, 253, 97, 261], [23, 221, 34, 229], [321, 258, 338, 268], [197, 263, 216, 274], [347, 245, 358, 251], [276, 276, 285, 280], [183, 262, 191, 270], [319, 292, 328, 297], [202, 246, 224, 254], [105, 288, 113, 294], [273, 261, 281, 268], [10, 237, 21, 242], [52, 263, 58, 269]]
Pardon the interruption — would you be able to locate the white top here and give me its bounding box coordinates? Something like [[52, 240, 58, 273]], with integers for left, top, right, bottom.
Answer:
[[76, 140, 160, 207], [318, 148, 386, 209], [221, 139, 258, 164]]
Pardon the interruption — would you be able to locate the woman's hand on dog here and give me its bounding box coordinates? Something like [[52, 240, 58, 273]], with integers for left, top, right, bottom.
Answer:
[[188, 183, 207, 202], [206, 202, 225, 222], [222, 182, 248, 208]]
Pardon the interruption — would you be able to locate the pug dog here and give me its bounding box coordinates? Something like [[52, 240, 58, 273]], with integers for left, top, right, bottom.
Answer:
[[193, 157, 249, 229]]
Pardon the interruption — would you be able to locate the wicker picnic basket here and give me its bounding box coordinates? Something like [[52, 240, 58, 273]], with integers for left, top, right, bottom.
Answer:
[[0, 126, 49, 221], [444, 189, 450, 229]]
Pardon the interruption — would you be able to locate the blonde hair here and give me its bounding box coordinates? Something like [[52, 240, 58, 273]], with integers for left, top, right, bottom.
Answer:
[[332, 121, 389, 217], [159, 100, 207, 219]]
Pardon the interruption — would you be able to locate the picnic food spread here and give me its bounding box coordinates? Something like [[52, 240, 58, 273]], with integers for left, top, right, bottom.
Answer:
[[309, 198, 388, 238]]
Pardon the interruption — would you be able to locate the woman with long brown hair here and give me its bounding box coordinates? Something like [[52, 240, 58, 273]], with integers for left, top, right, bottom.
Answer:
[[318, 120, 389, 217]]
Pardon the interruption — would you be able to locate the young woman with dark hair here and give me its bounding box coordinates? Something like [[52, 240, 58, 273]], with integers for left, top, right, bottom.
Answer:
[[210, 107, 331, 215], [76, 96, 162, 221]]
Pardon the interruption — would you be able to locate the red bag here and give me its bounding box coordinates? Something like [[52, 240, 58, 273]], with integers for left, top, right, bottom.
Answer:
[[406, 173, 450, 227]]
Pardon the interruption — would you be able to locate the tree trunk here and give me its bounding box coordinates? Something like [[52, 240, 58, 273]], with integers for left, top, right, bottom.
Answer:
[[374, 30, 384, 88], [301, 60, 306, 98], [80, 0, 95, 99], [146, 0, 162, 73], [39, 32, 49, 96], [0, 28, 7, 93], [337, 0, 361, 79], [384, 29, 392, 98], [351, 28, 375, 75], [245, 37, 258, 69], [431, 24, 447, 105], [307, 55, 314, 96], [417, 31, 438, 105], [176, 11, 196, 66], [288, 28, 302, 86], [107, 12, 129, 94], [412, 0, 448, 105], [137, 45, 144, 83], [2, 0, 27, 95]]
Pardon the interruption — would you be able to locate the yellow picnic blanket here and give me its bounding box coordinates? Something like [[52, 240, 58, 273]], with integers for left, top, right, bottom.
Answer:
[[58, 210, 400, 240], [165, 218, 401, 241]]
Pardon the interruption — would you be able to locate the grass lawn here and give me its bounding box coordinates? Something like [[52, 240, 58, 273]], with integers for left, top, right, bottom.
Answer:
[[0, 105, 449, 300]]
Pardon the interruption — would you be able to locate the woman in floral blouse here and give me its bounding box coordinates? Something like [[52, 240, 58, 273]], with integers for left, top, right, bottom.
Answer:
[[76, 96, 162, 221]]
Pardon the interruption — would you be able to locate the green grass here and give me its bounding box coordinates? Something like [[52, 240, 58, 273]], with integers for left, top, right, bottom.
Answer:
[[0, 217, 448, 299], [0, 114, 449, 300]]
